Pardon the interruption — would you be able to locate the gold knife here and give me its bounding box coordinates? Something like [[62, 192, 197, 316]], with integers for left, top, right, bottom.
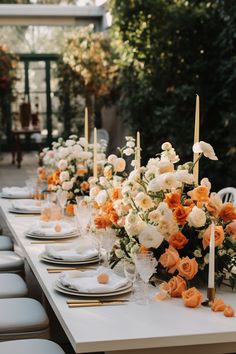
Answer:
[[67, 299, 128, 304], [68, 301, 125, 307]]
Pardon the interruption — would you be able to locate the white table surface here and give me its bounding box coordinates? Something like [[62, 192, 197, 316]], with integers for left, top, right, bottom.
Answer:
[[1, 198, 236, 354]]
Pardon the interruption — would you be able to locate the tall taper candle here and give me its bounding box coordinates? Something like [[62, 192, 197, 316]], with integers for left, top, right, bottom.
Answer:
[[84, 107, 88, 152], [208, 221, 215, 289], [136, 131, 141, 169], [93, 128, 97, 178], [193, 95, 200, 184]]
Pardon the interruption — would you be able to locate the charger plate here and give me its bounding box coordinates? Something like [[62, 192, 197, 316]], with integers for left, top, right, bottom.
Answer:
[[40, 252, 100, 265]]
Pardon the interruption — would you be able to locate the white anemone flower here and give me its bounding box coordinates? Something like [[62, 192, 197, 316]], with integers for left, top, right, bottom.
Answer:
[[193, 141, 218, 160]]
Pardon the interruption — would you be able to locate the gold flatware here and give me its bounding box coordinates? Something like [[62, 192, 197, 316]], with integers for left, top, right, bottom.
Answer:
[[31, 241, 72, 244], [68, 301, 125, 308], [47, 267, 90, 273], [67, 299, 128, 304]]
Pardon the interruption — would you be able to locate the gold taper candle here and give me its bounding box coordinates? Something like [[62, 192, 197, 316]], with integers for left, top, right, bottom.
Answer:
[[136, 131, 141, 169], [84, 107, 88, 152], [193, 94, 200, 184], [93, 128, 97, 178]]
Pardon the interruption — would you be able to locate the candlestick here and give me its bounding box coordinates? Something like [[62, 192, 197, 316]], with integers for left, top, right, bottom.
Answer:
[[193, 95, 200, 184], [84, 107, 88, 152], [208, 221, 215, 289], [136, 131, 141, 169], [93, 128, 97, 178]]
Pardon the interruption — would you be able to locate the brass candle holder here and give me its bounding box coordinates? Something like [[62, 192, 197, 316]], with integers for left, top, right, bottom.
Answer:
[[202, 287, 216, 307]]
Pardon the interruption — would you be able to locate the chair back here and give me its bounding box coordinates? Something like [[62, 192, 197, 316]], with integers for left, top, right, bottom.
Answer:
[[217, 187, 236, 205]]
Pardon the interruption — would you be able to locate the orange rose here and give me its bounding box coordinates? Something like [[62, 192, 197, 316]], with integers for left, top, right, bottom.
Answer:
[[168, 231, 188, 249], [224, 305, 235, 317], [94, 215, 112, 229], [66, 203, 74, 216], [76, 168, 87, 176], [182, 287, 203, 308], [177, 257, 198, 280], [184, 198, 195, 207], [159, 246, 180, 273], [226, 221, 236, 240], [167, 275, 187, 297], [202, 225, 224, 250], [110, 188, 122, 200], [174, 205, 191, 225], [211, 298, 226, 312], [187, 186, 209, 203], [80, 181, 89, 192], [219, 203, 236, 222], [164, 191, 181, 209], [109, 211, 119, 224], [206, 193, 223, 217]]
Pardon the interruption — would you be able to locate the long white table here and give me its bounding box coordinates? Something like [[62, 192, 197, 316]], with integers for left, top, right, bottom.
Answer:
[[1, 198, 236, 354]]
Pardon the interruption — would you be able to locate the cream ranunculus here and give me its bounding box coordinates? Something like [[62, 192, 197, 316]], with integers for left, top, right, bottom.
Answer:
[[59, 171, 70, 182], [175, 170, 194, 184], [95, 190, 108, 206], [89, 186, 101, 198], [193, 141, 218, 160], [57, 159, 68, 171], [135, 192, 154, 211], [147, 176, 163, 192], [125, 220, 145, 237], [157, 160, 174, 174], [138, 224, 164, 248], [187, 206, 206, 228], [62, 181, 73, 191], [108, 154, 118, 165]]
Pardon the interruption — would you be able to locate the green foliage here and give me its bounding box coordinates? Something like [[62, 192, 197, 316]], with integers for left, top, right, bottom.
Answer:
[[109, 0, 236, 190]]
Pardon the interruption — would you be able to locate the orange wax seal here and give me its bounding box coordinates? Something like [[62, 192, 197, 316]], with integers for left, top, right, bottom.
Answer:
[[97, 273, 109, 284], [211, 298, 226, 312], [224, 305, 235, 317], [54, 224, 62, 233]]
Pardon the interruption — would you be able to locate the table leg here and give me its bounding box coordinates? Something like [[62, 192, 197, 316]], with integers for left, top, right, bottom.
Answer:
[[16, 135, 22, 168], [11, 134, 16, 165]]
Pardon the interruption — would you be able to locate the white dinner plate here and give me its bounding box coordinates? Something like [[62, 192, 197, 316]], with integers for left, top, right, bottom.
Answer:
[[1, 193, 32, 199], [55, 280, 132, 297], [40, 252, 101, 265], [25, 232, 79, 240], [9, 208, 41, 215]]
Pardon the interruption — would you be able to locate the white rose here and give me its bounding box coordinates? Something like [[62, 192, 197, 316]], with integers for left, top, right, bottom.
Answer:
[[148, 209, 161, 223], [187, 206, 206, 228], [59, 171, 70, 182], [78, 137, 86, 147], [193, 141, 218, 160], [135, 192, 153, 211], [62, 181, 73, 191], [161, 173, 181, 190], [147, 177, 163, 192], [79, 151, 93, 160], [95, 190, 108, 206], [108, 154, 118, 165], [65, 139, 76, 147], [99, 177, 110, 188], [175, 170, 194, 184], [138, 224, 164, 248], [58, 147, 70, 159], [157, 160, 174, 174], [125, 221, 145, 237], [57, 159, 68, 171], [89, 186, 100, 198], [126, 211, 142, 225]]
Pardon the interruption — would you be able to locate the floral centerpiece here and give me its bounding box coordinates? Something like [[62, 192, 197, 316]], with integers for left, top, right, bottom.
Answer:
[[92, 141, 236, 289], [38, 134, 107, 212]]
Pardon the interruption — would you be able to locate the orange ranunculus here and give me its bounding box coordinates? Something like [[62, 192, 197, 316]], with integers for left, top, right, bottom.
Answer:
[[177, 257, 198, 280], [52, 170, 60, 183], [76, 168, 87, 176], [38, 167, 47, 181], [187, 186, 209, 203], [226, 221, 236, 240], [206, 192, 223, 217], [174, 205, 191, 225], [182, 287, 203, 308], [167, 275, 187, 298], [102, 201, 114, 214], [94, 215, 112, 229], [164, 191, 181, 209], [66, 203, 74, 216], [80, 181, 89, 192], [202, 225, 224, 250], [47, 175, 54, 186], [211, 298, 226, 312], [168, 231, 188, 250], [219, 203, 236, 222], [110, 188, 122, 200], [159, 246, 180, 273], [109, 211, 119, 224], [224, 305, 235, 317], [184, 198, 195, 207]]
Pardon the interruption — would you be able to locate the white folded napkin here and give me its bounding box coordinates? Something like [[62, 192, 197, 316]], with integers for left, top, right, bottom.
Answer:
[[12, 199, 42, 212], [59, 266, 128, 293], [27, 220, 77, 236], [2, 186, 31, 197], [45, 238, 98, 261]]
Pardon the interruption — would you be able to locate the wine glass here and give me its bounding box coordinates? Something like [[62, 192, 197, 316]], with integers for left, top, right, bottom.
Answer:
[[100, 228, 116, 267], [123, 258, 137, 300], [75, 196, 92, 237], [56, 190, 68, 218], [134, 252, 157, 304]]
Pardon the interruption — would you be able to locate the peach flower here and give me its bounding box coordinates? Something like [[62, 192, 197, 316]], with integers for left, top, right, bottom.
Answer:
[[154, 282, 170, 301], [164, 191, 181, 209], [206, 193, 223, 217], [226, 221, 236, 240], [66, 203, 74, 216], [80, 181, 89, 191], [94, 215, 112, 229], [182, 287, 203, 308], [211, 298, 226, 312], [219, 203, 236, 222], [177, 257, 198, 280], [202, 225, 224, 250], [174, 205, 191, 225], [167, 275, 187, 297], [168, 231, 188, 249], [187, 186, 209, 203], [110, 188, 122, 200], [159, 246, 180, 273], [224, 305, 235, 317]]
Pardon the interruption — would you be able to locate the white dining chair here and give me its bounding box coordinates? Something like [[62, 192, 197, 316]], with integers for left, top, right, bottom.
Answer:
[[217, 187, 236, 205], [0, 273, 28, 298], [0, 251, 24, 273], [0, 339, 65, 354], [0, 236, 13, 251]]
